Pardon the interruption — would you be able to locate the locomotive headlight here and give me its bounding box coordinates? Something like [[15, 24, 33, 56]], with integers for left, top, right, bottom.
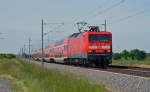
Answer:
[[89, 46, 98, 49], [102, 46, 110, 49], [107, 50, 111, 53]]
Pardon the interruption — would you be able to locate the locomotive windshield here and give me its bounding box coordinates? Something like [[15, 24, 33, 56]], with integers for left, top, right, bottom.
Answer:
[[89, 34, 110, 42]]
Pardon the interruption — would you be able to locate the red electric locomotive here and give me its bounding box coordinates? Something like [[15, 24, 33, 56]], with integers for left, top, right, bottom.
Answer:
[[34, 26, 112, 68], [66, 26, 112, 68]]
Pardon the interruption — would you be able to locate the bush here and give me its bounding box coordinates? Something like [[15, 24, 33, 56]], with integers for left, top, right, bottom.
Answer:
[[129, 49, 146, 60], [0, 54, 6, 59], [0, 53, 16, 59], [113, 53, 121, 60], [147, 53, 150, 57], [121, 50, 129, 60], [135, 50, 146, 60], [113, 49, 147, 60], [6, 54, 16, 59]]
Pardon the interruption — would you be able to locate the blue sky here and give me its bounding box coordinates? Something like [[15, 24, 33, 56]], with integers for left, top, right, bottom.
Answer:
[[0, 0, 150, 53]]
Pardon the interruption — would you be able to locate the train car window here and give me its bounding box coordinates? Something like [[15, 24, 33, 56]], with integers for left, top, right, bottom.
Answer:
[[89, 34, 110, 42]]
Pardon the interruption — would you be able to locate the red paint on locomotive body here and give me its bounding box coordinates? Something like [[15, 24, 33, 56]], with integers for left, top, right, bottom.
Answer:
[[67, 32, 111, 55]]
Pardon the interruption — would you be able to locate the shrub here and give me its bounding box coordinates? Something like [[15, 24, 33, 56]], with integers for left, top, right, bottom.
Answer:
[[113, 53, 121, 60], [0, 53, 16, 59], [113, 49, 147, 60], [121, 50, 129, 60]]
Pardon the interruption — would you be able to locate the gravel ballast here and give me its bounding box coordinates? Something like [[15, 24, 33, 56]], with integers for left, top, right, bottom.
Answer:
[[34, 62, 150, 92]]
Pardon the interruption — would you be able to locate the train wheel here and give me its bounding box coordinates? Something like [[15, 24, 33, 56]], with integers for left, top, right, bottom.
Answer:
[[84, 60, 90, 67], [50, 58, 55, 63], [101, 60, 108, 69], [68, 59, 72, 65], [83, 59, 86, 67], [64, 59, 67, 64], [91, 63, 96, 68], [102, 64, 107, 69]]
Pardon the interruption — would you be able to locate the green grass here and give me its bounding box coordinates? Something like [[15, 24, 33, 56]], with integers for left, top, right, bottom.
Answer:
[[112, 57, 150, 67], [0, 58, 110, 92]]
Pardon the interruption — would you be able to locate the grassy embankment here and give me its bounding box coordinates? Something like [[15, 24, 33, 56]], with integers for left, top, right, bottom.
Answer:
[[112, 57, 150, 68], [0, 58, 110, 92]]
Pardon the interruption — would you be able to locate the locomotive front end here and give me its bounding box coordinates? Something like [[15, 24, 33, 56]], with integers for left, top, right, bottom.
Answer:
[[86, 27, 112, 68]]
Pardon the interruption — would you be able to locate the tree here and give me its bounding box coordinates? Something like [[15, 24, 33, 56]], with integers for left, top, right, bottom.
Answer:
[[113, 53, 121, 60], [121, 50, 129, 60], [0, 53, 16, 59], [147, 53, 150, 57], [129, 49, 137, 60], [6, 54, 16, 59], [135, 50, 146, 60], [129, 49, 146, 60]]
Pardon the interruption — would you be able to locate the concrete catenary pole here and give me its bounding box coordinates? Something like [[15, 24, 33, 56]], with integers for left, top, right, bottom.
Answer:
[[29, 38, 31, 60], [41, 19, 44, 66]]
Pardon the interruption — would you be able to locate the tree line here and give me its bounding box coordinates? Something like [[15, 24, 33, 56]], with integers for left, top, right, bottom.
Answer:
[[113, 49, 149, 60], [0, 53, 16, 59]]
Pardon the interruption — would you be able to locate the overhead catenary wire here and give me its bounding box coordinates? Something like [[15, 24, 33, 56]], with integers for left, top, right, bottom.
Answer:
[[66, 0, 123, 29], [84, 0, 125, 22], [72, 0, 109, 22], [108, 0, 150, 21], [68, 0, 125, 33], [43, 23, 64, 36], [109, 8, 150, 25]]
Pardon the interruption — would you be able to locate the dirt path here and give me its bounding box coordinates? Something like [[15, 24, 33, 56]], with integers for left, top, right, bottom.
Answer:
[[0, 80, 10, 92]]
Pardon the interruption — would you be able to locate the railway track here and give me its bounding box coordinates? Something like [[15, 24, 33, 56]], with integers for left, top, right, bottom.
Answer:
[[59, 63, 150, 78], [36, 60, 150, 78], [74, 64, 150, 78], [105, 65, 150, 78]]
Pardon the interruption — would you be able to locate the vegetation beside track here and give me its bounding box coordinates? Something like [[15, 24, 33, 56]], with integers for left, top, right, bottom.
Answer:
[[112, 49, 150, 67], [112, 57, 150, 67], [0, 53, 16, 59], [0, 58, 110, 92], [113, 49, 147, 60]]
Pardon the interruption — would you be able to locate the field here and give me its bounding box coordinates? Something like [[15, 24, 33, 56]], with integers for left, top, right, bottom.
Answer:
[[0, 58, 110, 92], [112, 57, 150, 68]]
